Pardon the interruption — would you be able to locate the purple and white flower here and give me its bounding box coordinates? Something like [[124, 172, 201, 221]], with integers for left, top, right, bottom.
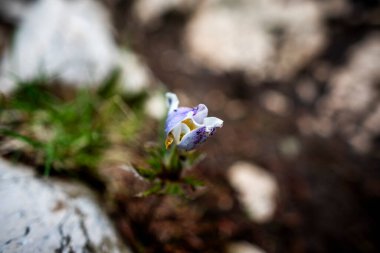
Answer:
[[165, 92, 223, 151]]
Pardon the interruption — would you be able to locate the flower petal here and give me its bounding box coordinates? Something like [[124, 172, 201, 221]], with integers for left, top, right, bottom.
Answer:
[[177, 127, 209, 151], [166, 92, 179, 112], [192, 104, 208, 124], [165, 107, 193, 135], [204, 117, 223, 130], [164, 92, 223, 150], [171, 124, 182, 143]]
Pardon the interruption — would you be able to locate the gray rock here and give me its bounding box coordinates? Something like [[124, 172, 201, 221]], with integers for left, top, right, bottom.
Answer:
[[228, 161, 278, 223], [185, 0, 325, 81], [0, 0, 155, 96], [0, 0, 118, 94], [0, 158, 131, 253], [302, 34, 380, 153], [227, 242, 266, 253]]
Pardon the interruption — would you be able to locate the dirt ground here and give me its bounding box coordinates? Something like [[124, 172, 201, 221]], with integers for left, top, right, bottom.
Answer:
[[1, 1, 380, 253], [108, 1, 380, 252]]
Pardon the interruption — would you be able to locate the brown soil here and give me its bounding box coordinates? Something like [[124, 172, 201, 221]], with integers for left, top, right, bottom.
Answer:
[[109, 2, 380, 253]]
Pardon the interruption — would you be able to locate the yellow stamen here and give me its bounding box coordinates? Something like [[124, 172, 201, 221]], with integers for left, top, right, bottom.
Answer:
[[165, 132, 174, 149], [182, 118, 197, 131]]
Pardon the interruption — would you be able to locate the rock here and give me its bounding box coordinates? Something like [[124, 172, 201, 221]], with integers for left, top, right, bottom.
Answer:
[[144, 91, 167, 120], [226, 241, 266, 253], [185, 0, 325, 81], [309, 34, 380, 152], [259, 90, 292, 116], [0, 0, 118, 94], [117, 50, 153, 95], [0, 0, 156, 96], [228, 161, 278, 223], [0, 158, 131, 253]]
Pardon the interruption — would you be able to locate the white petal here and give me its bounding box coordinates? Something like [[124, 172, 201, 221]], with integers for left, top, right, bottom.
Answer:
[[180, 123, 191, 137], [192, 104, 208, 124], [166, 92, 179, 112], [204, 117, 223, 130], [171, 124, 182, 143]]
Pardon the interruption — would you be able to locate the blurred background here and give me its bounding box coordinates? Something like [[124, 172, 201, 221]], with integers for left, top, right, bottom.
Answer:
[[0, 0, 380, 252]]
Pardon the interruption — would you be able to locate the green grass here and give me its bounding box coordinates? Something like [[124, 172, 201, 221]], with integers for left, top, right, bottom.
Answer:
[[0, 74, 149, 177]]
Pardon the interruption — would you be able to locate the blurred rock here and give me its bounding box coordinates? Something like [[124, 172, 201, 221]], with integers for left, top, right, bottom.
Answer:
[[185, 0, 325, 81], [144, 91, 167, 120], [117, 50, 153, 95], [0, 0, 156, 96], [310, 34, 380, 152], [133, 0, 197, 25], [0, 158, 131, 253], [0, 0, 117, 94], [227, 241, 266, 253], [228, 161, 278, 223], [259, 90, 292, 116]]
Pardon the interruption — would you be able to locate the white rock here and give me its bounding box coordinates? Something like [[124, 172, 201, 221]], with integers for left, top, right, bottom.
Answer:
[[185, 0, 325, 81], [260, 90, 292, 116], [0, 0, 118, 94], [310, 34, 380, 152], [0, 158, 131, 253], [144, 92, 167, 120], [118, 50, 152, 95], [227, 241, 266, 253], [228, 161, 278, 223]]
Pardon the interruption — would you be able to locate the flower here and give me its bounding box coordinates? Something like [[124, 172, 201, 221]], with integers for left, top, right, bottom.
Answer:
[[165, 92, 223, 151]]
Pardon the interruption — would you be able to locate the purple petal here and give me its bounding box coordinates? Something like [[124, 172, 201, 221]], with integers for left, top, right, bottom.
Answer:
[[165, 104, 210, 135], [165, 107, 193, 135], [177, 127, 209, 151], [192, 104, 208, 124]]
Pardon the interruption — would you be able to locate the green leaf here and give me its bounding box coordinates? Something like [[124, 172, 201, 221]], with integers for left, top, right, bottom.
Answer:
[[138, 182, 163, 197], [135, 167, 158, 180], [0, 128, 42, 148], [163, 182, 184, 196], [183, 176, 205, 187], [44, 142, 56, 176]]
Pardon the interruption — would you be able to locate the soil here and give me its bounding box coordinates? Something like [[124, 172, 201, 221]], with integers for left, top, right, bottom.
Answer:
[[1, 1, 379, 253], [109, 2, 380, 253]]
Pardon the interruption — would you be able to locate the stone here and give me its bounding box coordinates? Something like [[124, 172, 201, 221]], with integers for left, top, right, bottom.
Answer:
[[0, 0, 118, 94], [228, 161, 278, 223], [117, 50, 153, 95], [227, 241, 266, 253], [144, 91, 167, 120], [0, 158, 131, 253], [0, 0, 156, 96], [259, 90, 292, 116], [309, 34, 380, 152], [185, 0, 325, 81]]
